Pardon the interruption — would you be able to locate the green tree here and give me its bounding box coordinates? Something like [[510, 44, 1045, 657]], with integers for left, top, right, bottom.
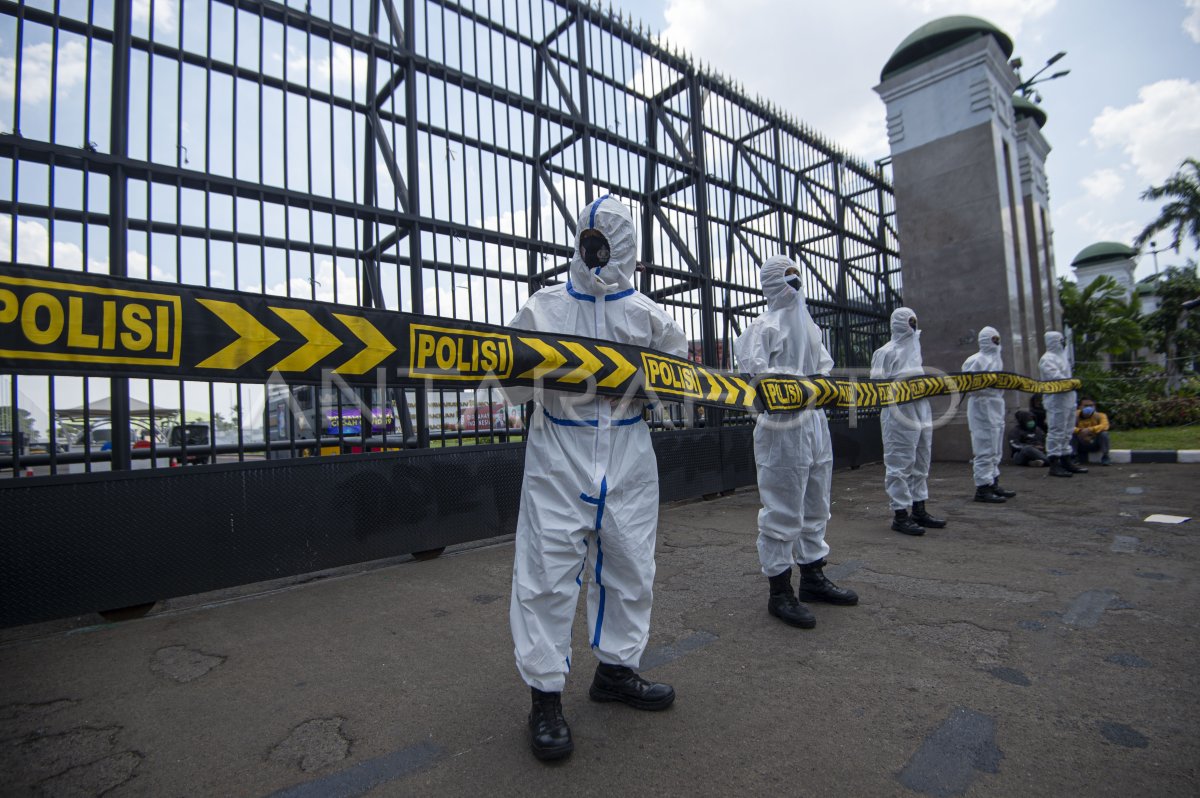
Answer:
[[1143, 263, 1200, 391], [1134, 157, 1200, 251], [1057, 275, 1145, 363], [0, 406, 39, 439]]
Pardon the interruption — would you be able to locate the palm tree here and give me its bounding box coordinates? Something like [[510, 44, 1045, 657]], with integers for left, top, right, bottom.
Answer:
[[1057, 276, 1144, 363], [1134, 157, 1200, 251]]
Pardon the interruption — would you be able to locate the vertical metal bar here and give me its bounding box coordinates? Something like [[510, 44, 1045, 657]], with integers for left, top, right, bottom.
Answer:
[[360, 1, 386, 310], [573, 9, 593, 201], [404, 0, 429, 448], [688, 73, 717, 371], [108, 0, 133, 469], [831, 156, 852, 366]]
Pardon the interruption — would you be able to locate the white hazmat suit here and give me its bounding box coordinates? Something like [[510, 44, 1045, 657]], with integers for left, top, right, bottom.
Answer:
[[962, 326, 1006, 487], [871, 308, 932, 511], [506, 196, 687, 694], [734, 255, 836, 577], [1038, 331, 1076, 457]]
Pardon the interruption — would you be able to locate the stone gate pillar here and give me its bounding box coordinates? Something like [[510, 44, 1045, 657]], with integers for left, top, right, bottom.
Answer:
[[874, 16, 1055, 460]]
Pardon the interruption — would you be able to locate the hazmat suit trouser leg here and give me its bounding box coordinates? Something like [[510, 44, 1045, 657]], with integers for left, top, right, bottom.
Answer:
[[967, 396, 1006, 486], [881, 401, 932, 511], [1044, 391, 1075, 457], [754, 411, 833, 576], [509, 423, 659, 693]]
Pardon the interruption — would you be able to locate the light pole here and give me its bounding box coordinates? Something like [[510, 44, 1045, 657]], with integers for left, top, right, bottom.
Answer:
[[1013, 51, 1070, 102], [1146, 240, 1176, 278]]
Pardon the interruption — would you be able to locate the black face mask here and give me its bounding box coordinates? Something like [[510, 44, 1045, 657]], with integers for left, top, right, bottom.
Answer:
[[908, 317, 918, 332], [580, 232, 611, 273], [785, 275, 802, 293]]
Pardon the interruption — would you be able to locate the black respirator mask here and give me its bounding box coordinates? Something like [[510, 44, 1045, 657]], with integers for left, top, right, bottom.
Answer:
[[785, 274, 802, 293], [579, 231, 611, 274], [908, 316, 918, 332]]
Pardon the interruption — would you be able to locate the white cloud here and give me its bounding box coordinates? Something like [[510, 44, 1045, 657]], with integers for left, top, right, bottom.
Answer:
[[657, 0, 1055, 165], [1185, 0, 1200, 43], [0, 217, 107, 272], [1090, 79, 1200, 183], [1069, 207, 1141, 250], [132, 0, 177, 35], [1079, 168, 1124, 202], [287, 43, 369, 93], [0, 39, 89, 103]]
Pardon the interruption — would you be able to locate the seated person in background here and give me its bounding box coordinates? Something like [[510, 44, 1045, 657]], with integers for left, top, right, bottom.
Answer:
[[1009, 409, 1047, 467], [1028, 394, 1048, 434], [1073, 397, 1111, 466]]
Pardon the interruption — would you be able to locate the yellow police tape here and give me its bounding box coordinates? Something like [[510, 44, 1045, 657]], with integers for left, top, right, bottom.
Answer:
[[0, 264, 1079, 413]]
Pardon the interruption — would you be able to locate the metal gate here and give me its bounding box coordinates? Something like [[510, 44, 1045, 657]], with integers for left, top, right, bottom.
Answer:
[[0, 0, 899, 627]]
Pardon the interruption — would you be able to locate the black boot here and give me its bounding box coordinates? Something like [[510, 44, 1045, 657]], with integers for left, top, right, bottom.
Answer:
[[766, 568, 817, 628], [1064, 455, 1089, 474], [911, 500, 946, 528], [891, 509, 925, 536], [529, 688, 573, 761], [1048, 456, 1073, 477], [798, 559, 859, 605], [974, 484, 1006, 503], [991, 479, 1016, 498], [589, 663, 675, 710]]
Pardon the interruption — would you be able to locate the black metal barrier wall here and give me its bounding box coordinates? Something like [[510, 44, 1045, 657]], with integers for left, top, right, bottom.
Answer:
[[0, 419, 881, 628]]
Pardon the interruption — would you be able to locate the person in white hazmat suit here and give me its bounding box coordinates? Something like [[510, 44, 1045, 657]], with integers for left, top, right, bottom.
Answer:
[[870, 308, 947, 536], [504, 195, 688, 762], [961, 327, 1017, 503], [1038, 331, 1086, 478], [734, 256, 859, 629]]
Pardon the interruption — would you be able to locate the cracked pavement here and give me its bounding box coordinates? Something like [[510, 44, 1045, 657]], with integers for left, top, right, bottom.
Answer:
[[0, 461, 1197, 796]]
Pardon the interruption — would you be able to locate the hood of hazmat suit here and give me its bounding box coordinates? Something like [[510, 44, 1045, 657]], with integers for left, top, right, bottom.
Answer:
[[505, 195, 688, 693], [1038, 331, 1071, 380], [734, 255, 835, 377], [1038, 331, 1076, 456], [870, 307, 933, 510], [870, 307, 923, 380], [961, 325, 1005, 386], [962, 326, 1007, 486], [734, 255, 835, 576]]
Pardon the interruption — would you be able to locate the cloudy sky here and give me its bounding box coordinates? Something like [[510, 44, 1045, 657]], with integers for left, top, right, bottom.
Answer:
[[608, 0, 1200, 282]]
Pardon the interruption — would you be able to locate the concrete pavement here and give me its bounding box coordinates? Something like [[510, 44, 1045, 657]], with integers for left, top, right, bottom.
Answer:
[[2, 460, 1198, 796]]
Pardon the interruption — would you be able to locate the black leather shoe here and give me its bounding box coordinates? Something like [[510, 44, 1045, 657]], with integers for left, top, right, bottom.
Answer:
[[911, 500, 947, 528], [1048, 456, 1073, 477], [766, 568, 817, 628], [529, 688, 573, 761], [798, 559, 859, 605], [991, 479, 1016, 498], [1065, 456, 1089, 474], [974, 485, 1006, 503], [891, 510, 926, 536], [589, 664, 675, 710]]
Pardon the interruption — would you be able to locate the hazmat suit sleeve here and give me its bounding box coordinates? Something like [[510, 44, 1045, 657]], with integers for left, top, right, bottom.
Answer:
[[734, 319, 779, 375], [1038, 353, 1069, 381], [816, 339, 834, 377], [869, 345, 894, 380], [650, 308, 689, 358], [962, 352, 987, 373], [499, 299, 541, 406]]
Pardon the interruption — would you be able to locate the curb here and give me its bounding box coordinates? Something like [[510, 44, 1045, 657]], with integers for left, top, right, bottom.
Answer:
[[1108, 449, 1200, 464]]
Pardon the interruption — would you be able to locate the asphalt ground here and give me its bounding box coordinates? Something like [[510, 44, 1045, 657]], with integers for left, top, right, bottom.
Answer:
[[1, 460, 1198, 797]]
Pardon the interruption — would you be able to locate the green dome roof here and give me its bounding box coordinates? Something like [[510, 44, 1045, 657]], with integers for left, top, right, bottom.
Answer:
[[1071, 241, 1138, 267], [1012, 95, 1047, 129], [881, 16, 1014, 82]]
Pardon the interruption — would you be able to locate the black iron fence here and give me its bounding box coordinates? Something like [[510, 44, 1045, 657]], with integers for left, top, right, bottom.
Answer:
[[0, 0, 900, 478]]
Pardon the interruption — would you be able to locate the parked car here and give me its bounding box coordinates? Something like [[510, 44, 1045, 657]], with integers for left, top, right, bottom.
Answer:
[[168, 423, 212, 465], [0, 430, 28, 456]]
